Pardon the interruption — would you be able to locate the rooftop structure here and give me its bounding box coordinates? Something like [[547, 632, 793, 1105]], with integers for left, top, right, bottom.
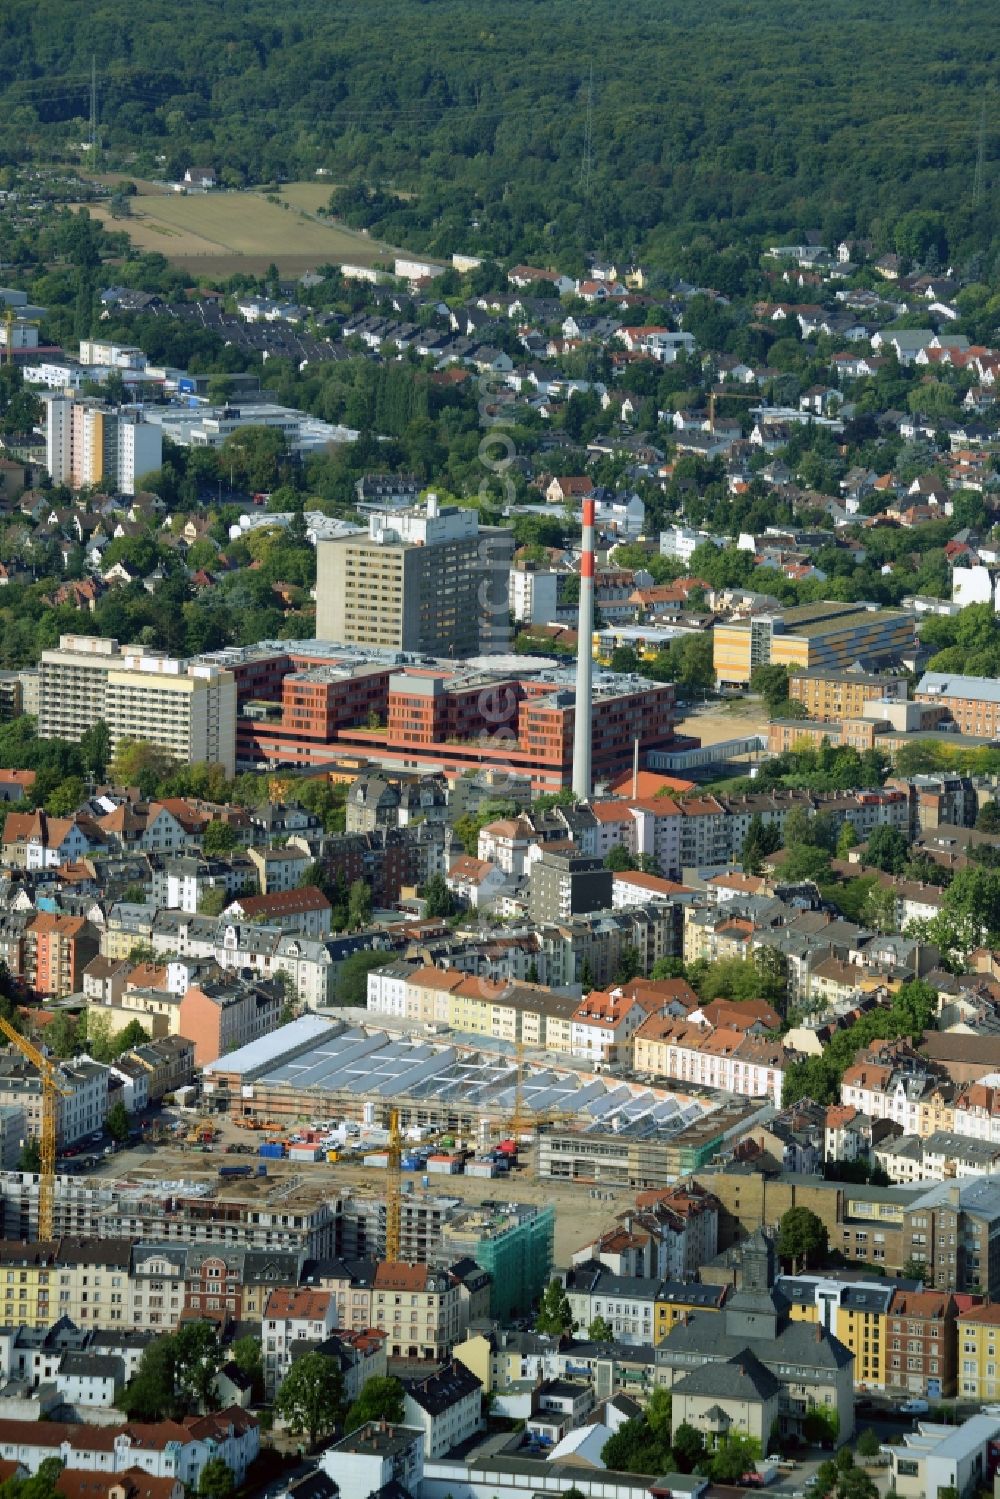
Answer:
[[193, 639, 675, 790], [202, 1018, 714, 1138]]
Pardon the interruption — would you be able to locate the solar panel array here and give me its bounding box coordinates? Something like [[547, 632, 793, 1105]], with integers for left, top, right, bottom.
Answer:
[[258, 1026, 707, 1139]]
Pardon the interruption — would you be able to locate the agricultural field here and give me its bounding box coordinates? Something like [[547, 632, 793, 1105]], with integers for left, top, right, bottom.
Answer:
[[83, 181, 406, 277]]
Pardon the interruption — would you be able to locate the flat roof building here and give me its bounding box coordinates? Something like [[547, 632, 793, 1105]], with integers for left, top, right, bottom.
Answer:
[[714, 601, 914, 688], [39, 635, 236, 776], [316, 495, 513, 657]]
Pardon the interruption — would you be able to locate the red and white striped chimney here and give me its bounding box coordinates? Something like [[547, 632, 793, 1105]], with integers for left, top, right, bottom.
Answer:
[[573, 498, 595, 800]]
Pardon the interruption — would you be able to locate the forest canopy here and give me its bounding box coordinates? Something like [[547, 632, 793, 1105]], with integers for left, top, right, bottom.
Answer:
[[1, 0, 997, 273]]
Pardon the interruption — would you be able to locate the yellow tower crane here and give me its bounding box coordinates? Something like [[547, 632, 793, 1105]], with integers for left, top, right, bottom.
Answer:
[[0, 1017, 70, 1240], [507, 1040, 527, 1144], [385, 1106, 403, 1263]]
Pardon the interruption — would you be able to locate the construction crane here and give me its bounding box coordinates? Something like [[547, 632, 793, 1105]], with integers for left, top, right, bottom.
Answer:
[[507, 1040, 527, 1144], [385, 1106, 403, 1263], [0, 1017, 70, 1240]]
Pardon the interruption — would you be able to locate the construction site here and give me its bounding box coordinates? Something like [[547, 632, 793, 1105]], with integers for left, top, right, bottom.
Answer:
[[0, 1011, 769, 1269], [199, 1014, 718, 1142]]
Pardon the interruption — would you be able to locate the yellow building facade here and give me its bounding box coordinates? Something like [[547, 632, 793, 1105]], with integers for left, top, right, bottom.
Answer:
[[714, 603, 914, 689], [957, 1304, 1000, 1401]]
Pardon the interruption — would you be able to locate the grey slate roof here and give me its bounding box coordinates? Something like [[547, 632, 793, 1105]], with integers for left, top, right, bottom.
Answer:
[[654, 1310, 853, 1371], [672, 1348, 782, 1402]]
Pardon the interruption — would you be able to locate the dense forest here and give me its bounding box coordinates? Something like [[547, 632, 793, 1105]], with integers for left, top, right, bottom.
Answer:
[[0, 0, 996, 273]]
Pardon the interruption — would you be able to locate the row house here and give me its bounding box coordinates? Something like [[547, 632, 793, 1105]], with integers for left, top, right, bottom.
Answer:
[[840, 1047, 955, 1138], [953, 1081, 1000, 1144], [0, 1411, 259, 1486], [367, 965, 678, 1057], [632, 1015, 788, 1105], [1, 811, 101, 871], [568, 989, 650, 1066]]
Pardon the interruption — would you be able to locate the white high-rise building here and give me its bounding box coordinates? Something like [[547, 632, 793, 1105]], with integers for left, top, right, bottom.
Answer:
[[39, 635, 237, 775], [42, 395, 162, 496]]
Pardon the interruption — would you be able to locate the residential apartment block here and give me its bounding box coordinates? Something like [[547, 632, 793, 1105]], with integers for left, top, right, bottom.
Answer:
[[915, 671, 1000, 739], [39, 636, 236, 776], [43, 394, 162, 497], [372, 1262, 464, 1360], [788, 667, 908, 722], [0, 1058, 108, 1146]]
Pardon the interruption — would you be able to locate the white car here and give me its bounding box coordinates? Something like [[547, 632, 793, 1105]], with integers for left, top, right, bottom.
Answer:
[[900, 1398, 930, 1414]]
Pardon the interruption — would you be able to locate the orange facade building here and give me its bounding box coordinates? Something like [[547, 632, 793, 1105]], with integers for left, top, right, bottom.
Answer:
[[210, 644, 676, 791]]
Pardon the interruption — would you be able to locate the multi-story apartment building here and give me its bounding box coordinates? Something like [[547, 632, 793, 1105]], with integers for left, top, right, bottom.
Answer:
[[39, 636, 236, 776], [899, 1179, 1000, 1299], [372, 1262, 463, 1360], [262, 1287, 337, 1395], [43, 394, 162, 496], [886, 771, 979, 837], [0, 1238, 133, 1331], [563, 1264, 660, 1346], [176, 977, 283, 1066], [128, 1244, 187, 1332], [0, 1173, 339, 1258], [885, 1288, 959, 1398], [780, 1274, 894, 1393], [574, 1183, 720, 1283], [788, 667, 908, 722], [528, 848, 612, 924], [714, 600, 915, 688], [317, 496, 513, 656], [24, 912, 101, 997], [956, 1302, 1000, 1402], [402, 1362, 483, 1458], [0, 1057, 108, 1146], [569, 989, 650, 1065], [915, 671, 1000, 739]]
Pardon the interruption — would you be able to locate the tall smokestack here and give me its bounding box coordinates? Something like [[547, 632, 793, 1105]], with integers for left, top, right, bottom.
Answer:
[[573, 498, 595, 801]]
